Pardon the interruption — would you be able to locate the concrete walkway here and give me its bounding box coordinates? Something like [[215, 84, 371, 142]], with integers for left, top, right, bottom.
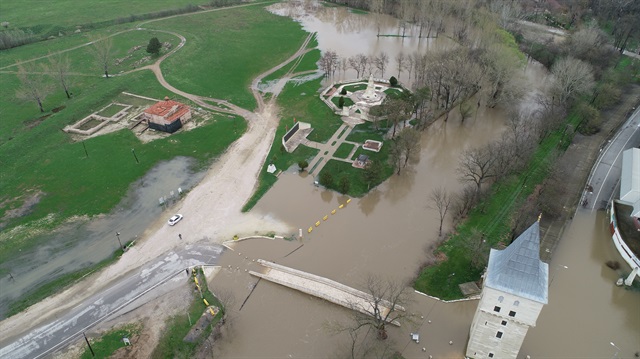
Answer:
[[305, 123, 357, 175], [250, 260, 404, 326]]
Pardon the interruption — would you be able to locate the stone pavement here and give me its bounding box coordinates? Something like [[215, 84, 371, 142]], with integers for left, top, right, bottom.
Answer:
[[305, 123, 356, 175]]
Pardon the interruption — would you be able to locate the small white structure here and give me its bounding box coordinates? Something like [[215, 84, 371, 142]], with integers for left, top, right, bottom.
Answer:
[[620, 148, 640, 217], [466, 220, 548, 359]]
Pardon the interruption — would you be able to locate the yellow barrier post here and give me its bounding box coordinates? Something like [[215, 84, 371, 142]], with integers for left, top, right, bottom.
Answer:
[[346, 198, 351, 204], [323, 215, 328, 221], [331, 209, 336, 215], [203, 298, 210, 306], [315, 221, 321, 227], [308, 227, 313, 233], [339, 204, 344, 209]]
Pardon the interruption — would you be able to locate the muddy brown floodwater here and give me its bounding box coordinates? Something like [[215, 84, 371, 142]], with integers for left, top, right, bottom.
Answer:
[[205, 4, 638, 359]]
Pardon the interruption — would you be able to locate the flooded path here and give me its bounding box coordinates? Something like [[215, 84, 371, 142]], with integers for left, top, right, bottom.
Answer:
[[0, 157, 205, 319]]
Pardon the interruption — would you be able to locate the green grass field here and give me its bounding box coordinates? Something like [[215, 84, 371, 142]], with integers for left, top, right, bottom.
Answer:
[[0, 0, 209, 37], [149, 4, 308, 110], [333, 142, 355, 159], [80, 324, 140, 359]]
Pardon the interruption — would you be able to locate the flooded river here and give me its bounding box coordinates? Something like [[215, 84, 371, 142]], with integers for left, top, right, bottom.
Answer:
[[0, 157, 205, 319], [208, 4, 639, 359]]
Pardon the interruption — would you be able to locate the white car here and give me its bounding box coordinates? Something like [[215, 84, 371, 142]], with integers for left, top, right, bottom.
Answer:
[[168, 214, 183, 226]]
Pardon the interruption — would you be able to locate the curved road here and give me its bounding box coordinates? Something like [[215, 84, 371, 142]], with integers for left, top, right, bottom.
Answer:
[[0, 244, 224, 359], [582, 105, 640, 212]]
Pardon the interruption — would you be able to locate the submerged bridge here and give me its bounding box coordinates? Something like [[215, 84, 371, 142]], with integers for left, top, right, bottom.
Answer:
[[249, 260, 404, 326]]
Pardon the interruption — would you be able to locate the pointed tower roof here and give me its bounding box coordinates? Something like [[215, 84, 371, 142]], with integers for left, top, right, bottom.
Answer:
[[485, 221, 549, 304]]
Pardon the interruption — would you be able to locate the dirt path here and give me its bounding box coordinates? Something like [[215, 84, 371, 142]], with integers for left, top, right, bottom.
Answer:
[[0, 23, 317, 351]]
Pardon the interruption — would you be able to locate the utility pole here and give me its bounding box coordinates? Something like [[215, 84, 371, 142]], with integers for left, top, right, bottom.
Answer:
[[131, 148, 139, 164], [83, 332, 95, 357], [116, 232, 124, 251]]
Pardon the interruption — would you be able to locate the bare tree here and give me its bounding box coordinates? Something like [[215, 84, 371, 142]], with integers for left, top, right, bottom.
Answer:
[[348, 275, 413, 340], [15, 62, 53, 113], [47, 53, 72, 98], [319, 50, 339, 77], [429, 187, 452, 237], [395, 52, 405, 80], [460, 228, 490, 269], [457, 145, 496, 196], [452, 184, 478, 221], [550, 56, 595, 105], [89, 35, 113, 78], [375, 52, 389, 78], [402, 53, 415, 86], [390, 127, 421, 175]]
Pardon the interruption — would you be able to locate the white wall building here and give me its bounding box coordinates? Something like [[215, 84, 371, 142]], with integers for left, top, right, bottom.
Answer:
[[466, 221, 549, 359], [620, 147, 640, 217]]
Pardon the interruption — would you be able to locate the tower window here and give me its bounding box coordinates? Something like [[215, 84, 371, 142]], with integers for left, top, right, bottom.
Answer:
[[494, 306, 501, 312], [498, 296, 504, 303], [496, 331, 503, 339], [501, 320, 507, 326], [514, 300, 520, 306], [509, 310, 516, 317], [489, 354, 494, 358]]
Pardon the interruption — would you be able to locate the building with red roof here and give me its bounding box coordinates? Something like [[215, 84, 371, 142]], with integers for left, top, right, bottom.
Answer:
[[143, 96, 191, 133]]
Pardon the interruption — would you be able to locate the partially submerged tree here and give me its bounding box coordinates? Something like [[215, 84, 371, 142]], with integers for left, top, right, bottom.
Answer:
[[362, 159, 383, 190], [15, 62, 53, 113], [347, 275, 414, 340], [390, 128, 421, 175], [429, 187, 452, 237]]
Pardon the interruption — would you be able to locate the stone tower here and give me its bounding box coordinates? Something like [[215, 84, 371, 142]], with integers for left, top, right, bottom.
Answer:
[[466, 220, 548, 359]]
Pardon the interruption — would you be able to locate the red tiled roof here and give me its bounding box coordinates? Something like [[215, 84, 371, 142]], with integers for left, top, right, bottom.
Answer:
[[144, 99, 190, 124]]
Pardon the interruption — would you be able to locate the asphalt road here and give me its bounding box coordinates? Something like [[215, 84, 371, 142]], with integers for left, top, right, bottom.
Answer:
[[0, 244, 224, 359], [583, 106, 640, 211]]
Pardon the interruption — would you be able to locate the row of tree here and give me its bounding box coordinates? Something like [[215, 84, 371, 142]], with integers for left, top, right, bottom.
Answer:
[[15, 36, 164, 113]]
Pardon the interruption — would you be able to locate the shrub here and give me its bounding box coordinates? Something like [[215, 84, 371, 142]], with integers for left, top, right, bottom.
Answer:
[[320, 172, 334, 187], [338, 177, 350, 194], [298, 160, 309, 171], [340, 87, 347, 95], [338, 96, 345, 108], [389, 76, 398, 87]]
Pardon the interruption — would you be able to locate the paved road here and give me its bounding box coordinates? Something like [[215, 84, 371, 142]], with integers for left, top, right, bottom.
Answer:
[[583, 106, 640, 211], [0, 244, 224, 359]]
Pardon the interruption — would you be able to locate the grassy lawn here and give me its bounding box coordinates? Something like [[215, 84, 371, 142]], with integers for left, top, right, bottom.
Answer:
[[0, 0, 208, 38], [277, 76, 343, 143], [343, 83, 367, 92], [149, 4, 309, 110], [80, 324, 141, 359], [333, 142, 355, 159], [331, 96, 355, 108], [97, 103, 127, 117], [414, 120, 571, 300], [318, 121, 394, 197]]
